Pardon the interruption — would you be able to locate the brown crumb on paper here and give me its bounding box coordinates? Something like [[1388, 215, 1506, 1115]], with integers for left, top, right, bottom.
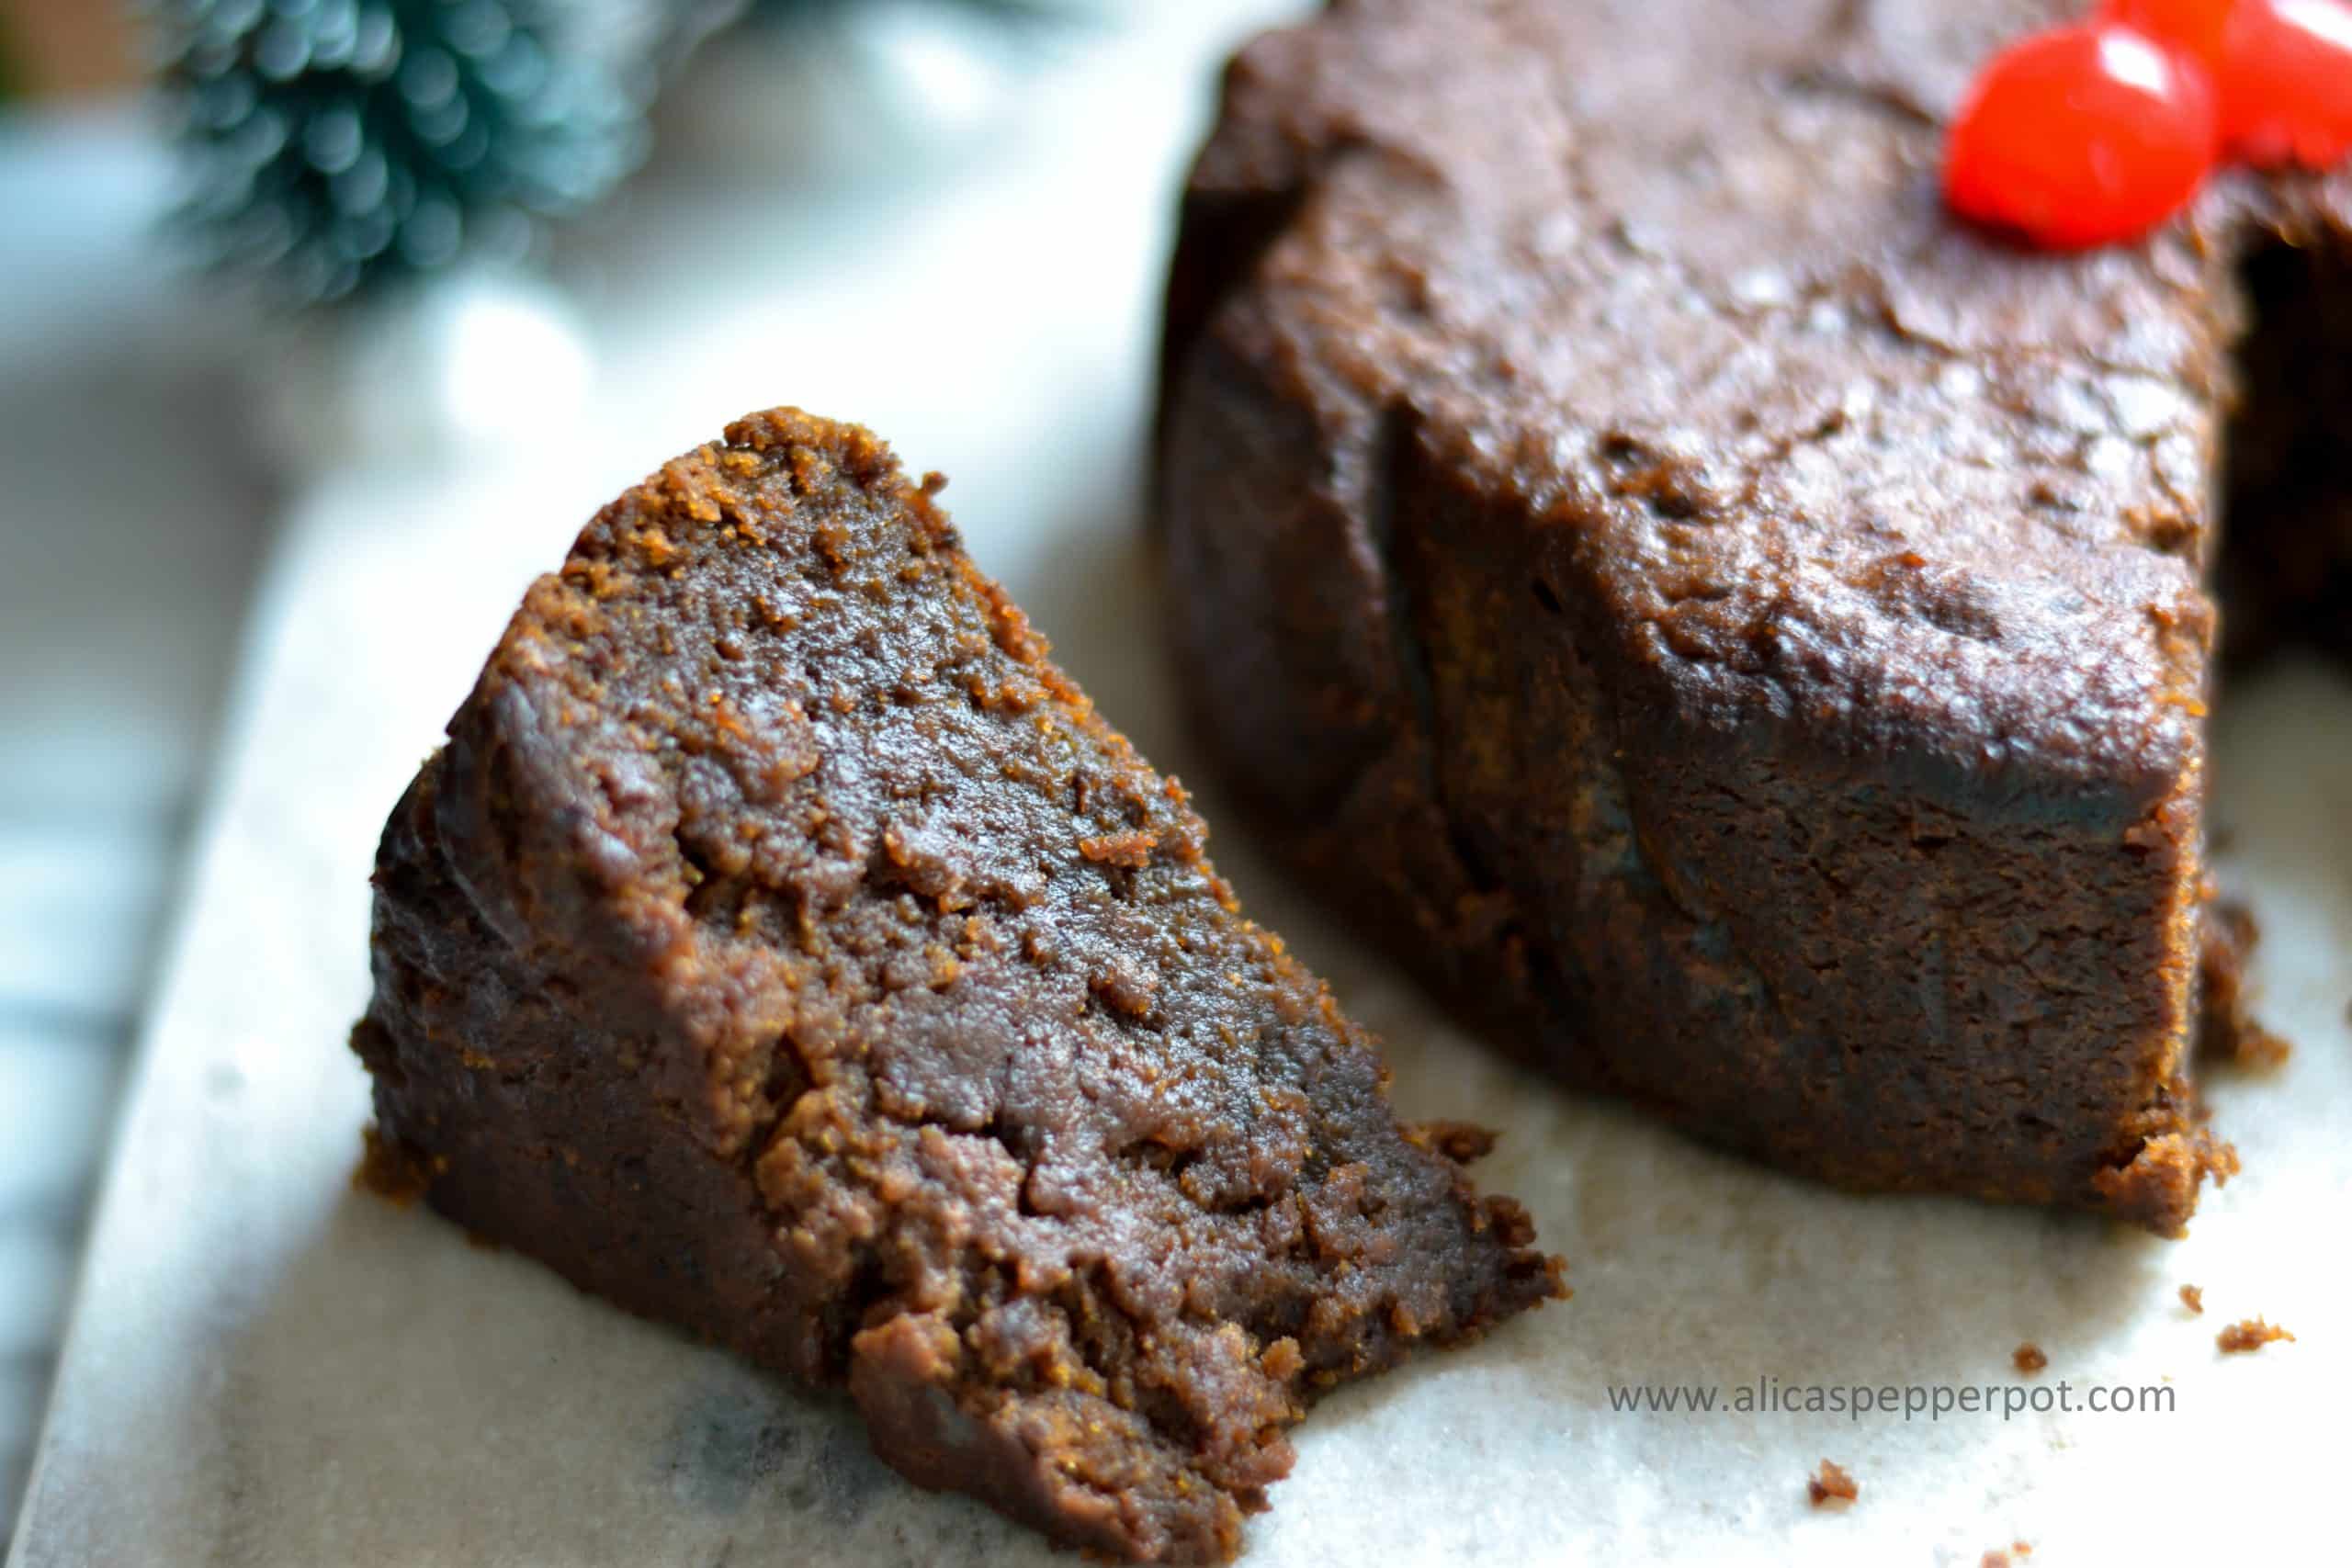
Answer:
[[2179, 1283, 2204, 1314], [2196, 900, 2292, 1067], [2224, 1024, 2293, 1068], [2217, 1317, 2295, 1353], [2012, 1343, 2048, 1375], [1807, 1459, 1858, 1508], [355, 1123, 432, 1206], [1983, 1547, 2034, 1568]]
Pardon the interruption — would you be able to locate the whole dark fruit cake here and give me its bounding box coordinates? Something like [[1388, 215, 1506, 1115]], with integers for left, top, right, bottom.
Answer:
[[1158, 0, 2352, 1235]]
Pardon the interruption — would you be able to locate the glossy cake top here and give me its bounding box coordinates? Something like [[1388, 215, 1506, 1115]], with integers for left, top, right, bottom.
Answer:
[[1180, 0, 2347, 807]]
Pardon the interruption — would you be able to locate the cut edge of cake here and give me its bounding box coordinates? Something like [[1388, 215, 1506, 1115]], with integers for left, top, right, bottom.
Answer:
[[353, 408, 1564, 1563], [1148, 0, 2328, 1237]]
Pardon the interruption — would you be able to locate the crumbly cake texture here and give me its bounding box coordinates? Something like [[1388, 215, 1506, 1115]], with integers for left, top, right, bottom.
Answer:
[[2215, 1316, 2295, 1353], [2198, 899, 2291, 1067], [352, 409, 1562, 1563], [1157, 0, 2352, 1235]]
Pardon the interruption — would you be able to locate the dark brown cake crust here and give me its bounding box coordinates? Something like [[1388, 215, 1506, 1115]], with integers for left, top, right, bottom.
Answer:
[[1153, 0, 2352, 1235], [353, 410, 1561, 1562]]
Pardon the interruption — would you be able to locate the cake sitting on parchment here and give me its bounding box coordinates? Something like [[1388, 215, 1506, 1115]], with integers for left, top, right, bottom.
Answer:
[[353, 408, 1562, 1562], [1156, 0, 2349, 1234]]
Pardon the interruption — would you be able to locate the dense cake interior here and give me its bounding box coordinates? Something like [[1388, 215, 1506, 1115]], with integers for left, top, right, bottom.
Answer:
[[356, 411, 1558, 1562], [1150, 0, 2352, 1236]]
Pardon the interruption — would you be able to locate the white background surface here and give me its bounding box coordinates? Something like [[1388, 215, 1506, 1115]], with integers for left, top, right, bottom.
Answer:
[[8, 0, 2352, 1562], [0, 107, 277, 1536]]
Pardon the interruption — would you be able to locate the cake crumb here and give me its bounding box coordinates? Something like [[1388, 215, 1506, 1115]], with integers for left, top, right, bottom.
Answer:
[[2012, 1343, 2048, 1375], [2217, 1317, 2295, 1353], [2179, 1283, 2204, 1314], [1807, 1459, 1858, 1508], [2197, 900, 2292, 1067], [2225, 1025, 2293, 1068], [1409, 1119, 1500, 1164], [355, 1123, 431, 1206]]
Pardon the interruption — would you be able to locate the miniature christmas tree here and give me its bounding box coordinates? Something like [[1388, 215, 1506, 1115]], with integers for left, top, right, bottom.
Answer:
[[153, 0, 671, 304]]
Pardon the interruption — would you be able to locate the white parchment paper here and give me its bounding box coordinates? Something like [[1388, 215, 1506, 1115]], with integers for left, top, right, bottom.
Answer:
[[12, 5, 2348, 1562]]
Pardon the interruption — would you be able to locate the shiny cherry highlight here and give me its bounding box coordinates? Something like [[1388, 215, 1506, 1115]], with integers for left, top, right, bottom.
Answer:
[[2216, 0, 2352, 167], [1945, 22, 2219, 250]]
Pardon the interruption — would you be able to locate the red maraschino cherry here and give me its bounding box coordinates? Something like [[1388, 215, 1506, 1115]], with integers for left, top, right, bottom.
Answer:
[[2216, 0, 2352, 166], [2102, 0, 2237, 66], [1945, 21, 2219, 249]]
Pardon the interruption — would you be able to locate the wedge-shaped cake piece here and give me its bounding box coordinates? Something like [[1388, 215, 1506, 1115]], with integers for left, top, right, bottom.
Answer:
[[353, 409, 1561, 1562]]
